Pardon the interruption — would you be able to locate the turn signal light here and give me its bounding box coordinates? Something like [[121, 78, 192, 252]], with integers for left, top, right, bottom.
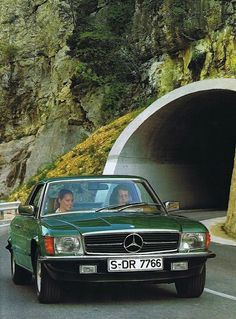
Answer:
[[206, 232, 211, 249], [44, 236, 55, 255]]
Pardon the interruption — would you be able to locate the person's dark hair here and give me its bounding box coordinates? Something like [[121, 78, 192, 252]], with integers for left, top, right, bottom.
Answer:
[[116, 185, 130, 193], [109, 184, 130, 205], [55, 189, 73, 209]]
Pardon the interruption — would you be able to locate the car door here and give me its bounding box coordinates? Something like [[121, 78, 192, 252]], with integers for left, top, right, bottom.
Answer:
[[11, 184, 45, 271]]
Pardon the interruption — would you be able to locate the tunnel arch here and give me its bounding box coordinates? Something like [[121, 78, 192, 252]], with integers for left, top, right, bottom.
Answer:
[[104, 79, 236, 209]]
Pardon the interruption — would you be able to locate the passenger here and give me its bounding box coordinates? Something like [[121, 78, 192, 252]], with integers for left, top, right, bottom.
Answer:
[[55, 189, 74, 213]]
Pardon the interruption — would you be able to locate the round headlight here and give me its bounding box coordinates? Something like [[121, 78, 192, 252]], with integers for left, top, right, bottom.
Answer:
[[54, 236, 82, 255], [179, 233, 206, 252]]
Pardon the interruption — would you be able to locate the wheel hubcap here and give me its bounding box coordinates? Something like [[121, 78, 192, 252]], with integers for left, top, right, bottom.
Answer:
[[11, 256, 15, 275], [36, 260, 42, 293]]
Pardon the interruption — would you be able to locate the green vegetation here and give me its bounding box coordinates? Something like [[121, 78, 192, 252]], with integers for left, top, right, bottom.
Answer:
[[67, 0, 138, 121], [101, 82, 128, 120], [72, 61, 102, 91], [67, 0, 135, 77], [0, 42, 18, 64]]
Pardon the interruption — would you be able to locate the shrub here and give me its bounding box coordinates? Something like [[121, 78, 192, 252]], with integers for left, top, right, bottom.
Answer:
[[0, 43, 18, 64]]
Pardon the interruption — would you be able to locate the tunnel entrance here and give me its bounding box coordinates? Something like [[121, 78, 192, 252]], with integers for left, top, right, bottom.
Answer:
[[104, 79, 236, 209]]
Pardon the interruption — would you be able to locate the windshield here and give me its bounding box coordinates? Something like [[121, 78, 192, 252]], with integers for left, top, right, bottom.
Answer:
[[41, 179, 162, 216]]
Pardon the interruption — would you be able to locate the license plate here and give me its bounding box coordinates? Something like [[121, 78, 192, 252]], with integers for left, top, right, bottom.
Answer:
[[108, 257, 163, 272]]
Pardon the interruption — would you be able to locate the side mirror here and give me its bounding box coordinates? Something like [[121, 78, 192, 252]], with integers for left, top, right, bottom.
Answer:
[[18, 205, 35, 216], [164, 201, 180, 212]]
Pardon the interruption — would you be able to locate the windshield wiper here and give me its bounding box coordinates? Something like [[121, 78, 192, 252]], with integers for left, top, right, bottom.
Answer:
[[95, 203, 129, 212], [116, 202, 163, 212], [95, 202, 163, 213]]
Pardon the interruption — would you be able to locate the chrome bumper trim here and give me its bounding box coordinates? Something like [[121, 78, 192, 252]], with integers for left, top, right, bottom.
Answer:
[[39, 251, 215, 262]]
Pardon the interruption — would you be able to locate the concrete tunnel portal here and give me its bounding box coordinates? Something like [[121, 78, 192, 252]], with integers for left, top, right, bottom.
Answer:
[[103, 79, 236, 209]]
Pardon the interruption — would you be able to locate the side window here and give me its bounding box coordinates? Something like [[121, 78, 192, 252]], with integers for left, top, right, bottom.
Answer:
[[135, 182, 155, 203], [29, 185, 44, 212]]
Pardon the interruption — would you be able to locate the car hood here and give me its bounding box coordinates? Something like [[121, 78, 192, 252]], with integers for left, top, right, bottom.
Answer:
[[41, 212, 207, 235]]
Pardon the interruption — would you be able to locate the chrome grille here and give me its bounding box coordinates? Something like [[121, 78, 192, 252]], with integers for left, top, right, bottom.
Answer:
[[84, 232, 179, 254]]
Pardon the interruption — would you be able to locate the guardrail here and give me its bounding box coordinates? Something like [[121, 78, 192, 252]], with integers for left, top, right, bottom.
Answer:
[[0, 201, 20, 220]]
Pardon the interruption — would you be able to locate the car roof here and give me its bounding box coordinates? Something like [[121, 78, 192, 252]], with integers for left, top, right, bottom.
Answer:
[[41, 175, 147, 183]]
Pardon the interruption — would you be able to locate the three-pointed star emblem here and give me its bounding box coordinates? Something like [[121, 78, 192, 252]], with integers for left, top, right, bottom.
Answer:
[[123, 233, 143, 253]]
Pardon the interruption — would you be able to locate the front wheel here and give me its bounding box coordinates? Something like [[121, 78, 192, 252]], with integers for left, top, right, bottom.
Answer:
[[175, 264, 206, 298], [35, 250, 62, 303], [11, 252, 32, 285]]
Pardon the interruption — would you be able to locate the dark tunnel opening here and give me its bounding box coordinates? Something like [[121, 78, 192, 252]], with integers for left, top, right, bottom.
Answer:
[[149, 90, 236, 209]]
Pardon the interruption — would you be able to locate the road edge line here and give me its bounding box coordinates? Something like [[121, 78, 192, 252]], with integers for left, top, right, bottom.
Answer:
[[204, 288, 236, 301]]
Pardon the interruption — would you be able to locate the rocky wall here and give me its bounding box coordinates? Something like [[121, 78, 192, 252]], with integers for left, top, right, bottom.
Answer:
[[0, 0, 90, 197]]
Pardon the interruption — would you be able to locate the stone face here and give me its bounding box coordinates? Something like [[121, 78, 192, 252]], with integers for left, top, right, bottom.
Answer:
[[0, 0, 235, 197], [0, 136, 35, 197], [25, 119, 89, 180]]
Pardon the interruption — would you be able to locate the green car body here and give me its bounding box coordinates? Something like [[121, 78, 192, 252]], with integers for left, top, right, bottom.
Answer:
[[7, 175, 215, 303]]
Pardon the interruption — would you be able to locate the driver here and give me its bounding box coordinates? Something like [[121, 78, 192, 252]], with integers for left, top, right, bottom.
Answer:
[[117, 187, 129, 205], [110, 185, 131, 205]]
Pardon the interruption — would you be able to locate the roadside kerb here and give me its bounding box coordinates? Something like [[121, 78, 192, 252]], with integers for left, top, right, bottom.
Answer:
[[201, 217, 236, 246]]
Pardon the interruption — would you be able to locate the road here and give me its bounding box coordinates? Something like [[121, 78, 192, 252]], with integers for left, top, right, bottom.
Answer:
[[0, 211, 236, 319]]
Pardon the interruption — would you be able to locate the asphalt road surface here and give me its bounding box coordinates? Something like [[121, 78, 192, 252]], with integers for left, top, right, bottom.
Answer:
[[0, 211, 236, 319]]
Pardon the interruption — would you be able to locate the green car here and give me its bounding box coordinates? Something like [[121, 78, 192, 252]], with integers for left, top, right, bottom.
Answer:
[[7, 175, 215, 303]]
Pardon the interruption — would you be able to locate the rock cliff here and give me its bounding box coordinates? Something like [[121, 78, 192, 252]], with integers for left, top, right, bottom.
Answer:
[[0, 0, 235, 197]]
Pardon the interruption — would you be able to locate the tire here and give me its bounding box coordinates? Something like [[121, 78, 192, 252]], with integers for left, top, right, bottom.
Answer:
[[11, 252, 32, 285], [175, 264, 206, 298], [35, 250, 62, 303]]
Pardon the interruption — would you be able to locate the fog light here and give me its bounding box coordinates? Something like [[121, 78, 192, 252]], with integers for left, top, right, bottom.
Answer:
[[80, 265, 97, 274], [171, 261, 188, 271]]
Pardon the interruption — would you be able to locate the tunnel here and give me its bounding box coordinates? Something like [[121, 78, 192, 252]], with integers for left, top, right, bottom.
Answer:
[[103, 79, 236, 209]]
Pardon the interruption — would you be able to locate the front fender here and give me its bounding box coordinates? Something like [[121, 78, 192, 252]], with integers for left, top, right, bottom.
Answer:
[[6, 239, 12, 253]]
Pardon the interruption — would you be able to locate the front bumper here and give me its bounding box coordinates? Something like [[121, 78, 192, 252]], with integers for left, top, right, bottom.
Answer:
[[40, 251, 215, 284]]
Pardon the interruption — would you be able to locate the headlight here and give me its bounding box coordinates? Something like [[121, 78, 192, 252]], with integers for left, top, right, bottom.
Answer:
[[179, 233, 209, 252], [54, 236, 83, 255]]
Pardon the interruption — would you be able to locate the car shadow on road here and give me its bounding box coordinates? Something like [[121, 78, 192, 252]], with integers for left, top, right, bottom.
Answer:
[[62, 282, 177, 304]]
